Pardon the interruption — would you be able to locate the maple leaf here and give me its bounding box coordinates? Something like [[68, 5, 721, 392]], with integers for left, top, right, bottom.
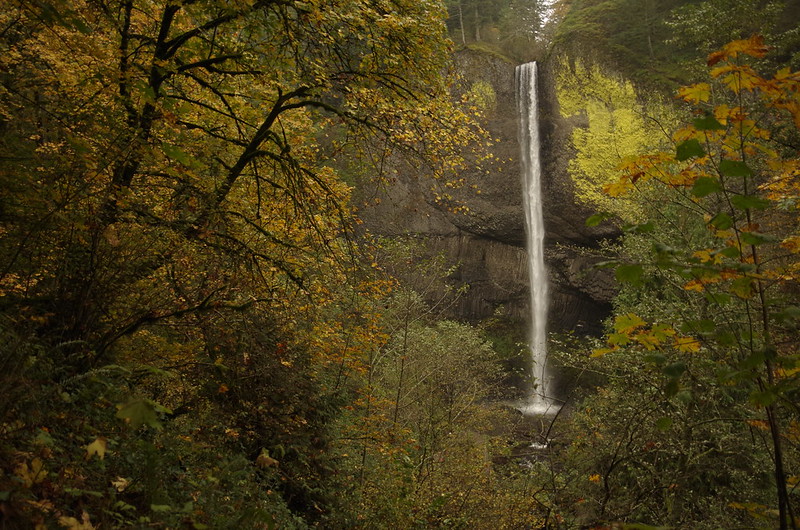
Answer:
[[14, 458, 47, 487], [708, 35, 769, 66], [674, 336, 701, 353], [677, 83, 711, 103], [85, 437, 107, 460], [634, 332, 661, 350], [603, 178, 635, 197], [707, 50, 726, 67], [723, 35, 770, 59], [722, 66, 763, 94], [613, 313, 647, 334]]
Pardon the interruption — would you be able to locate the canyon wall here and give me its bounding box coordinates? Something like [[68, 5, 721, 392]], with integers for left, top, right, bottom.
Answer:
[[357, 48, 617, 335]]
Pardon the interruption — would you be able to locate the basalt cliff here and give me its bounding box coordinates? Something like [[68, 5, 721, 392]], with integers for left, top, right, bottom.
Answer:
[[357, 48, 617, 335]]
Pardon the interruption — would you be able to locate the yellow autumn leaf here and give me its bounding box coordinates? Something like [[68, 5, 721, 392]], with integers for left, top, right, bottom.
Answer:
[[85, 437, 107, 460], [15, 457, 47, 487], [710, 64, 738, 79], [57, 511, 95, 530], [693, 249, 712, 262], [591, 347, 617, 358], [781, 236, 800, 253], [693, 249, 724, 264], [111, 477, 130, 492], [722, 66, 763, 94], [603, 178, 635, 197], [677, 82, 711, 103], [675, 336, 701, 352], [776, 366, 800, 379], [713, 104, 735, 124]]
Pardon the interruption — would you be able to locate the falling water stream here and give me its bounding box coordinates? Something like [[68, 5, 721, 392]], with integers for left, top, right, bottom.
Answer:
[[516, 62, 559, 416]]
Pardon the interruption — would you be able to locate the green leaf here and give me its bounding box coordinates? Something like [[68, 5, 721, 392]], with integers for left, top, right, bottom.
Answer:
[[707, 291, 732, 305], [116, 398, 171, 430], [777, 355, 800, 369], [151, 504, 172, 513], [64, 487, 104, 498], [585, 212, 612, 227], [730, 277, 755, 299], [613, 313, 647, 334], [644, 353, 667, 365], [608, 333, 631, 346], [162, 143, 194, 166], [665, 378, 680, 397], [616, 264, 644, 286], [691, 266, 719, 280], [691, 176, 722, 197], [680, 319, 716, 334], [663, 362, 687, 378], [675, 390, 693, 404], [655, 417, 673, 431], [676, 139, 705, 161], [719, 246, 740, 258], [623, 221, 655, 234], [750, 390, 777, 407], [739, 351, 765, 370], [719, 159, 752, 177], [653, 242, 677, 256], [775, 306, 800, 324], [741, 231, 774, 245], [715, 330, 737, 346], [709, 212, 734, 230], [730, 195, 771, 210], [693, 112, 725, 131], [651, 323, 675, 340]]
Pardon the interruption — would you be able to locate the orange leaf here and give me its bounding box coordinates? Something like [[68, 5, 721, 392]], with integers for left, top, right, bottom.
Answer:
[[603, 178, 635, 197], [708, 35, 769, 65], [707, 50, 726, 67], [722, 34, 769, 59], [683, 279, 706, 292]]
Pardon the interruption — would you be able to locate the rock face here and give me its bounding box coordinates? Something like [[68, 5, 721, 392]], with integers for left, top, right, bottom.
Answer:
[[358, 48, 616, 335]]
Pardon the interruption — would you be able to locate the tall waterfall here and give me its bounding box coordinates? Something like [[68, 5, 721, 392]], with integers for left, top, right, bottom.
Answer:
[[516, 62, 558, 415]]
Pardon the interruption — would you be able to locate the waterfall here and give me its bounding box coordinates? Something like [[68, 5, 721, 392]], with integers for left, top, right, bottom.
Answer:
[[516, 62, 558, 415]]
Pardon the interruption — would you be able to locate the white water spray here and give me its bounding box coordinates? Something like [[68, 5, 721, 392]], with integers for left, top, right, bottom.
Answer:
[[516, 62, 559, 415]]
